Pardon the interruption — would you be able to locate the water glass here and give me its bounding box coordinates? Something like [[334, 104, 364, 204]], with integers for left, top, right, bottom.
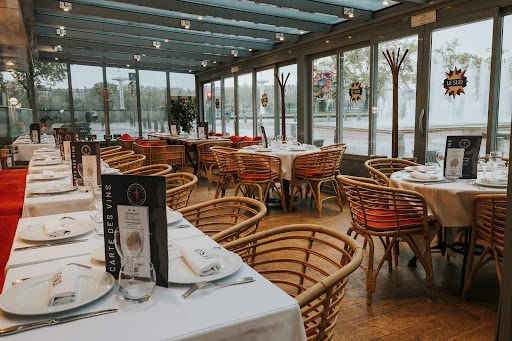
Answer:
[[478, 156, 490, 178], [76, 178, 88, 193], [435, 151, 445, 170], [490, 151, 503, 164], [119, 262, 156, 304], [445, 167, 460, 182], [491, 163, 508, 181], [89, 202, 103, 237]]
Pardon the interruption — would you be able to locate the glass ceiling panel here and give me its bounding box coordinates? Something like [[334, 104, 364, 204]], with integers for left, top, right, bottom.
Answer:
[[317, 0, 399, 11]]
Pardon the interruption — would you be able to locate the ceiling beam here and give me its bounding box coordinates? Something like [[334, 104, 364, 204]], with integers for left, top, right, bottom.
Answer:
[[33, 0, 300, 42], [35, 15, 275, 51], [35, 26, 253, 57], [106, 0, 332, 32], [37, 36, 235, 63]]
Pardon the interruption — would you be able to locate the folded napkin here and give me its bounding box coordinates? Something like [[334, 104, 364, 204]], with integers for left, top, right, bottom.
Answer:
[[410, 171, 439, 180], [42, 170, 56, 179], [181, 248, 221, 276], [48, 264, 80, 306], [44, 220, 72, 238]]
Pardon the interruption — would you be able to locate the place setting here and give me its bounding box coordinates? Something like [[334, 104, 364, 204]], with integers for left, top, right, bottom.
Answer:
[[25, 183, 77, 196]]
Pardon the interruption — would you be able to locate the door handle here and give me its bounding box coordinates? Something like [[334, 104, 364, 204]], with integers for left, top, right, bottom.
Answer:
[[419, 109, 425, 136]]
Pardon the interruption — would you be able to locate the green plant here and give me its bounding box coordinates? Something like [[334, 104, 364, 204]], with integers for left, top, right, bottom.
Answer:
[[170, 98, 197, 133]]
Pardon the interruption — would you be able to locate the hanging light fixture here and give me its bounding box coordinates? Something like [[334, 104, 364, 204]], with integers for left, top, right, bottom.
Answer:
[[54, 45, 62, 52], [56, 27, 66, 36], [59, 2, 72, 11], [152, 41, 161, 48], [231, 50, 238, 57], [344, 7, 354, 18], [133, 54, 141, 61], [275, 33, 284, 41], [181, 20, 190, 29], [201, 60, 208, 67]]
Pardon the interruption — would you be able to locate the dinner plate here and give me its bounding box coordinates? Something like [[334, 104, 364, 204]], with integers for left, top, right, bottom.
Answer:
[[101, 168, 121, 175], [255, 148, 272, 152], [289, 147, 307, 151], [475, 178, 508, 188], [32, 160, 62, 166], [27, 172, 69, 182], [167, 210, 184, 225], [26, 184, 77, 195], [168, 248, 242, 284], [18, 219, 93, 241], [91, 246, 106, 263], [404, 165, 438, 173], [0, 269, 114, 315], [403, 174, 445, 183]]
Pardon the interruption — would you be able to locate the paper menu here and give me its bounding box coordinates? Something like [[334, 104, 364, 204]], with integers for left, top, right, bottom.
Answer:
[[63, 141, 71, 162], [198, 126, 205, 138], [445, 148, 465, 178], [117, 205, 151, 266], [82, 155, 99, 187]]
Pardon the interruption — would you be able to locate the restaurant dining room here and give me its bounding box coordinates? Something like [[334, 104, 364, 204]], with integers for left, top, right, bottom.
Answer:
[[1, 0, 512, 339]]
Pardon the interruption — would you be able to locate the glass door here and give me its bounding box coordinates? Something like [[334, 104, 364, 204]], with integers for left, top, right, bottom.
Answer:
[[223, 77, 235, 136], [203, 83, 213, 131], [237, 73, 253, 137], [312, 55, 337, 146], [213, 80, 221, 134], [256, 68, 275, 139]]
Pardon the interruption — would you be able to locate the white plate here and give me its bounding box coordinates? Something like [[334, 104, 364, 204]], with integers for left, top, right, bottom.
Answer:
[[0, 269, 114, 315], [18, 219, 93, 241], [403, 174, 445, 183], [168, 248, 242, 284], [27, 172, 69, 182], [404, 165, 438, 173], [475, 178, 508, 188], [255, 148, 272, 152], [289, 147, 306, 151], [91, 246, 106, 263], [101, 168, 121, 175], [167, 210, 184, 225], [32, 160, 62, 166], [26, 184, 77, 195]]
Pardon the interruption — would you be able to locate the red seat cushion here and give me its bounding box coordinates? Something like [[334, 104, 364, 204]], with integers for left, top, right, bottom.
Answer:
[[253, 136, 262, 141], [295, 169, 333, 177], [239, 173, 270, 180], [202, 156, 215, 162], [220, 168, 237, 173], [229, 136, 244, 148], [355, 210, 423, 229], [214, 133, 223, 137], [120, 134, 133, 140], [151, 142, 163, 146], [166, 153, 182, 160], [209, 132, 216, 136], [241, 136, 254, 142]]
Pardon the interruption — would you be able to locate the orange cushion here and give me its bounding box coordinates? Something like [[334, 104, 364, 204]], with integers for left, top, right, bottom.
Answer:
[[202, 156, 215, 162], [151, 142, 163, 146], [295, 169, 333, 177], [253, 136, 262, 141], [120, 134, 133, 140], [229, 136, 244, 148], [355, 210, 423, 229], [241, 136, 254, 142]]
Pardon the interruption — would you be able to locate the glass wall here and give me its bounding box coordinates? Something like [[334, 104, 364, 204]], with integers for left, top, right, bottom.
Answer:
[[106, 67, 138, 138], [170, 72, 195, 101], [377, 36, 418, 158], [238, 73, 253, 137], [313, 56, 337, 146], [277, 64, 297, 138], [139, 70, 167, 136], [427, 19, 493, 158], [203, 83, 213, 130], [340, 47, 370, 155], [223, 77, 235, 136], [70, 65, 105, 140], [256, 68, 275, 139], [214, 80, 222, 134], [498, 15, 512, 158]]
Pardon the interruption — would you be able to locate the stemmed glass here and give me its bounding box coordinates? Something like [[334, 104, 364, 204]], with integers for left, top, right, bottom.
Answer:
[[478, 155, 490, 179], [435, 151, 445, 170], [114, 228, 144, 265]]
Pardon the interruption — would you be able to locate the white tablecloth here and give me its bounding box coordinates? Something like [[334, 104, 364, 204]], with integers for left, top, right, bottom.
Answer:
[[12, 135, 55, 162], [239, 145, 320, 181], [1, 211, 306, 341], [27, 161, 70, 175], [390, 172, 507, 227]]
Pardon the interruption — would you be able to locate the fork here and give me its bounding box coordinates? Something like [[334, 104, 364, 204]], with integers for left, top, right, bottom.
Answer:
[[11, 264, 91, 286], [182, 277, 255, 298]]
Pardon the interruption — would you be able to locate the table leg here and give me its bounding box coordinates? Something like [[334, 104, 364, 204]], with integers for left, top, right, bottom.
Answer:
[[458, 226, 471, 296]]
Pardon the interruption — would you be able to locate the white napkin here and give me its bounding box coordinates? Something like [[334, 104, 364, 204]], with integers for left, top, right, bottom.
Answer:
[[48, 264, 80, 306], [410, 171, 438, 180], [42, 170, 56, 179], [44, 220, 71, 238], [181, 248, 221, 276]]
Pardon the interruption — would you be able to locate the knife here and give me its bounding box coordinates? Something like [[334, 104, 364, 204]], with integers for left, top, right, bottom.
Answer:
[[13, 239, 88, 252], [0, 309, 117, 336]]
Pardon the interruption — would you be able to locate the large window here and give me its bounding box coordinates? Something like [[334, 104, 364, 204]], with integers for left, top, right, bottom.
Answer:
[[377, 36, 418, 158], [139, 70, 167, 136], [170, 72, 195, 101], [203, 83, 213, 130], [106, 67, 138, 138], [313, 56, 337, 146], [214, 80, 221, 133], [340, 47, 370, 155], [256, 68, 275, 139], [238, 73, 253, 137], [277, 64, 297, 138], [498, 15, 512, 158], [70, 65, 105, 140], [223, 77, 235, 136], [427, 19, 493, 158]]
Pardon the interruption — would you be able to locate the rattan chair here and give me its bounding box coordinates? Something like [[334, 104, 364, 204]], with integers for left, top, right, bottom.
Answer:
[[197, 141, 232, 190], [211, 146, 238, 199], [100, 145, 122, 157], [364, 158, 420, 186], [109, 154, 146, 173], [165, 172, 198, 210], [134, 143, 186, 170], [118, 137, 159, 151], [237, 140, 261, 149], [289, 148, 345, 218], [223, 224, 363, 341], [102, 150, 135, 162], [319, 143, 347, 151], [122, 164, 172, 176], [178, 197, 267, 244], [337, 175, 436, 305], [463, 194, 506, 299], [234, 152, 286, 212]]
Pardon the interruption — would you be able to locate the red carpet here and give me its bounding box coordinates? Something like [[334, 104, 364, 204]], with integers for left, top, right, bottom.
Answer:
[[0, 169, 28, 290]]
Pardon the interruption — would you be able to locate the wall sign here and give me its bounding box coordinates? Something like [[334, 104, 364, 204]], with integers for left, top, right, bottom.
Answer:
[[444, 67, 467, 98], [261, 93, 268, 107], [349, 82, 362, 102]]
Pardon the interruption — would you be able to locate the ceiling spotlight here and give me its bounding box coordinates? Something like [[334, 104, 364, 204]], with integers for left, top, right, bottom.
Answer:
[[142, 54, 146, 56], [54, 45, 62, 52], [153, 41, 161, 48], [344, 7, 354, 18], [59, 1, 72, 11], [181, 20, 190, 29], [275, 32, 284, 41], [54, 57, 59, 60], [201, 60, 208, 67], [133, 54, 141, 61], [231, 50, 238, 57], [56, 28, 66, 36], [299, 30, 305, 34], [325, 40, 330, 43], [126, 64, 130, 67], [213, 61, 217, 64], [164, 39, 168, 42], [348, 35, 352, 39], [383, 0, 389, 4], [248, 48, 253, 52], [198, 15, 203, 20], [5, 61, 14, 66], [188, 70, 192, 73]]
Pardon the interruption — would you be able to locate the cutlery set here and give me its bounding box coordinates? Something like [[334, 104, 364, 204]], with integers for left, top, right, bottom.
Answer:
[[13, 239, 88, 252]]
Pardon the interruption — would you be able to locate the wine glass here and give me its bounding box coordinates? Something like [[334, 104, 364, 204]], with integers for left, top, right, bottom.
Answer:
[[478, 156, 490, 179], [490, 151, 503, 164], [114, 228, 144, 264], [435, 151, 445, 170], [88, 202, 103, 237]]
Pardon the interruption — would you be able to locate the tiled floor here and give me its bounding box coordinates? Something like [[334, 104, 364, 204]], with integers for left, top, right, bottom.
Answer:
[[188, 175, 498, 340]]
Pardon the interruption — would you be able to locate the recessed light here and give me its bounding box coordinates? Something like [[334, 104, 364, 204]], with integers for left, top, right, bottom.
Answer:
[[164, 39, 168, 42], [213, 61, 217, 64], [326, 40, 330, 43], [231, 50, 238, 57], [201, 60, 208, 67], [188, 70, 192, 72], [383, 0, 389, 5], [344, 7, 354, 18], [54, 57, 59, 60], [348, 35, 352, 39], [126, 64, 130, 67], [299, 30, 305, 34]]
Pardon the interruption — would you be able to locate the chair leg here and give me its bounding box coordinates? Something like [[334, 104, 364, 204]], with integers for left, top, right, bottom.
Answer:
[[206, 164, 215, 190], [393, 242, 399, 267], [365, 235, 375, 305], [316, 181, 322, 218], [402, 233, 436, 300], [214, 174, 225, 199]]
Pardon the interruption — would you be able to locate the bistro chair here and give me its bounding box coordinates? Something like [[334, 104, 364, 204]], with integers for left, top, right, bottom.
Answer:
[[109, 154, 146, 173], [165, 172, 198, 210], [337, 175, 436, 305], [102, 150, 135, 163], [364, 158, 420, 186], [223, 224, 363, 341], [100, 145, 122, 157], [289, 148, 345, 218], [237, 140, 261, 149], [122, 164, 172, 176], [178, 197, 266, 244], [463, 194, 506, 299], [211, 146, 239, 199], [234, 152, 286, 212], [197, 141, 232, 190], [134, 143, 186, 170]]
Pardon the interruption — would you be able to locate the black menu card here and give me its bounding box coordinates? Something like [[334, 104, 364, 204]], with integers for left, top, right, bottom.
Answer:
[[444, 135, 482, 179], [261, 126, 268, 148], [101, 174, 168, 287], [57, 132, 77, 158], [70, 141, 101, 187], [197, 122, 208, 139], [169, 120, 180, 136], [30, 123, 41, 143]]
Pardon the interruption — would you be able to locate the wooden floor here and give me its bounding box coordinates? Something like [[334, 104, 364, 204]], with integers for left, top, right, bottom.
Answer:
[[188, 176, 499, 340]]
